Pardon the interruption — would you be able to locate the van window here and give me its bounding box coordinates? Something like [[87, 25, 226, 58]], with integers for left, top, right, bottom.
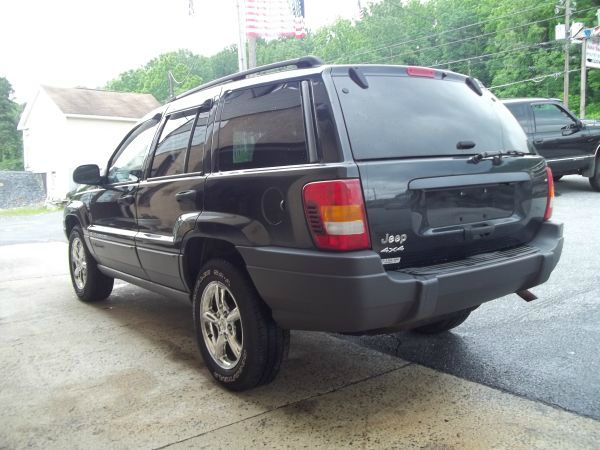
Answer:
[[150, 111, 196, 178], [216, 82, 308, 171]]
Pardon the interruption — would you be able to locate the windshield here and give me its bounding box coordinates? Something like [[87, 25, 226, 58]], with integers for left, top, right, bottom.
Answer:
[[333, 71, 530, 160]]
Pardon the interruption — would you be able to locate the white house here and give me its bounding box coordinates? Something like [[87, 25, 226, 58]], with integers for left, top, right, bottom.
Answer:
[[17, 86, 160, 201]]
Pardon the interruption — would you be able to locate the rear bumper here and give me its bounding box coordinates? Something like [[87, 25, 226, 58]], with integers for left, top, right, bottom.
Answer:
[[238, 221, 563, 333]]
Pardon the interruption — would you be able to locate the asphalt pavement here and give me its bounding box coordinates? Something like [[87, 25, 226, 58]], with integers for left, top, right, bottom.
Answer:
[[344, 175, 600, 420]]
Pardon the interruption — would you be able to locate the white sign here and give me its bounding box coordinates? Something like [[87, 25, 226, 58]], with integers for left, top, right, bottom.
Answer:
[[586, 38, 600, 69]]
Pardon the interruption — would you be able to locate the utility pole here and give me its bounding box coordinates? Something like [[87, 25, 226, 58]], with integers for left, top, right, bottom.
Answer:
[[235, 0, 248, 71], [248, 37, 257, 69], [580, 38, 587, 118], [564, 0, 571, 107]]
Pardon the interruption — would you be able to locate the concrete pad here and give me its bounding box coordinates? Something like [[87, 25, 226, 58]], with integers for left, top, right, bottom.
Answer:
[[0, 245, 408, 448], [172, 364, 600, 449]]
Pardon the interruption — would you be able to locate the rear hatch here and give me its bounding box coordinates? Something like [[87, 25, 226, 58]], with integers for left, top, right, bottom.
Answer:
[[331, 66, 549, 269]]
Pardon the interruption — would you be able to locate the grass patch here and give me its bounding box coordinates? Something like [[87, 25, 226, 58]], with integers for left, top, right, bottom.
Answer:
[[0, 205, 61, 217]]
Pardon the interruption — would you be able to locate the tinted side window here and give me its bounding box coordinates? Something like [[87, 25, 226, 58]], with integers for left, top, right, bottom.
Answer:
[[107, 118, 160, 184], [187, 111, 210, 173], [505, 103, 532, 133], [533, 103, 575, 133], [150, 111, 196, 178], [216, 82, 308, 171]]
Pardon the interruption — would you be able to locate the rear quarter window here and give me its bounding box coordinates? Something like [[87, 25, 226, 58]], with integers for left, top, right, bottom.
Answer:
[[215, 82, 308, 171]]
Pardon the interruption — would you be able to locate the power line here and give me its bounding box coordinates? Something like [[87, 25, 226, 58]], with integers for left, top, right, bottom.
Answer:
[[330, 2, 552, 63], [372, 13, 565, 65], [429, 40, 562, 68], [489, 68, 579, 90]]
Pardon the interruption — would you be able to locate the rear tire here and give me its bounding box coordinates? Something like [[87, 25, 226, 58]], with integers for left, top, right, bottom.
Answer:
[[192, 259, 289, 391], [411, 309, 472, 335], [68, 226, 114, 302], [589, 158, 600, 192]]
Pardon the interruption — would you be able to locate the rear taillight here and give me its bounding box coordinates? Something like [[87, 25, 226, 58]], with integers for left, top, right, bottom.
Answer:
[[544, 166, 554, 221], [302, 179, 371, 251]]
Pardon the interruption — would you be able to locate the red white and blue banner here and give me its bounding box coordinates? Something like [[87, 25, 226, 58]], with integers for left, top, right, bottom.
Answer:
[[244, 0, 306, 39]]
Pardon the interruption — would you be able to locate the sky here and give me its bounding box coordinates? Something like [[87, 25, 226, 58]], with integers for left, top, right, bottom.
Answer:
[[0, 0, 363, 103]]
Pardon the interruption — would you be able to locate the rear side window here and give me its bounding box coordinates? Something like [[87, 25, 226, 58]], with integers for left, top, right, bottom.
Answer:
[[187, 111, 209, 173], [505, 103, 533, 134], [150, 111, 196, 178], [216, 82, 308, 171], [532, 103, 576, 133], [333, 70, 530, 159]]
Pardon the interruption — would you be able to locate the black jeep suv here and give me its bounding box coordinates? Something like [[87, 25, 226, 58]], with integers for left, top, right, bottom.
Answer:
[[65, 57, 563, 390], [502, 98, 600, 190]]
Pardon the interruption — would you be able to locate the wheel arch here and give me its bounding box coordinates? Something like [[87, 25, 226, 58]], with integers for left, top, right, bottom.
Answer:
[[64, 214, 81, 238], [181, 236, 248, 293]]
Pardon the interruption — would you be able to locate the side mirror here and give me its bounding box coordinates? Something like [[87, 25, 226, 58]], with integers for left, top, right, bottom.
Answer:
[[73, 164, 102, 185]]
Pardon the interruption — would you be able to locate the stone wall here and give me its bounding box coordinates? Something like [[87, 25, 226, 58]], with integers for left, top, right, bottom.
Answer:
[[0, 171, 47, 209]]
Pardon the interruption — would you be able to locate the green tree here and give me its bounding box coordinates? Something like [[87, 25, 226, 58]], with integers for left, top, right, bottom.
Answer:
[[0, 78, 23, 171], [106, 0, 600, 117]]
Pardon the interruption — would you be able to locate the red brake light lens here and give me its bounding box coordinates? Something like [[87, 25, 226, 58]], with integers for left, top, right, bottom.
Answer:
[[544, 166, 554, 221], [406, 66, 436, 78], [302, 179, 371, 251]]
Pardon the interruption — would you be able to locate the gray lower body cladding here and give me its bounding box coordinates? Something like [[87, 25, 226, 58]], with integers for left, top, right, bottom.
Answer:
[[238, 221, 563, 333]]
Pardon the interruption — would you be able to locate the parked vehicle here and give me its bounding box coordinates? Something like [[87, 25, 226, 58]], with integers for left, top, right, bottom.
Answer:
[[65, 57, 563, 390], [502, 98, 600, 190]]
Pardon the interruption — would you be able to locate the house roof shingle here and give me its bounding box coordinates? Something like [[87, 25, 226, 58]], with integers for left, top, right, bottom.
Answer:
[[42, 86, 160, 119]]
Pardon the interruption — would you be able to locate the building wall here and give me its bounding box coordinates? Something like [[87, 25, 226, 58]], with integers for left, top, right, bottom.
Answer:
[[22, 90, 67, 174], [56, 117, 135, 199], [20, 89, 138, 201]]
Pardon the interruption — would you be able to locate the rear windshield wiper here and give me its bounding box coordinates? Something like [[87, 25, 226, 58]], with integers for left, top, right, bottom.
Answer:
[[468, 150, 525, 165]]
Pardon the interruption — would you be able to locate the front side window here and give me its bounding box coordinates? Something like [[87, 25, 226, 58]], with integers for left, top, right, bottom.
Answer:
[[533, 103, 576, 133], [150, 111, 196, 178], [107, 118, 160, 184], [216, 82, 308, 171]]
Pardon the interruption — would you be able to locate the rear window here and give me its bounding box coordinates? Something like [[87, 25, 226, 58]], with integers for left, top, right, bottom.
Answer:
[[333, 71, 529, 160]]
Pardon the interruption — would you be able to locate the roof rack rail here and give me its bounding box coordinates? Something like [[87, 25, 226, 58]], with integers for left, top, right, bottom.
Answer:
[[174, 55, 324, 100]]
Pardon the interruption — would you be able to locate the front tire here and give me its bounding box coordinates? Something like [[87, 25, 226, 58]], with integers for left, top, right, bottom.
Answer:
[[68, 226, 114, 302], [192, 259, 288, 391], [411, 309, 472, 334]]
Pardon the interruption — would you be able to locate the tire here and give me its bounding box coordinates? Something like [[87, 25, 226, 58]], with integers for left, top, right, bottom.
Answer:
[[192, 259, 289, 391], [411, 309, 472, 335], [589, 158, 600, 192], [68, 226, 114, 302], [553, 175, 563, 182]]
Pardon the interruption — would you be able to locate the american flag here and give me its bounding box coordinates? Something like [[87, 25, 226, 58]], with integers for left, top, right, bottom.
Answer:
[[245, 0, 306, 39]]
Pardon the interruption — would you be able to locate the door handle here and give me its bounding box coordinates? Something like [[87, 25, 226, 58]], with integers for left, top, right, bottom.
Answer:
[[533, 139, 544, 144], [117, 194, 135, 205], [175, 190, 197, 202]]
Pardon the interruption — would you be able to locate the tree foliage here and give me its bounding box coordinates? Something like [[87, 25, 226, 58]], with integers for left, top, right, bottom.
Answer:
[[105, 0, 599, 115], [0, 78, 23, 171]]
